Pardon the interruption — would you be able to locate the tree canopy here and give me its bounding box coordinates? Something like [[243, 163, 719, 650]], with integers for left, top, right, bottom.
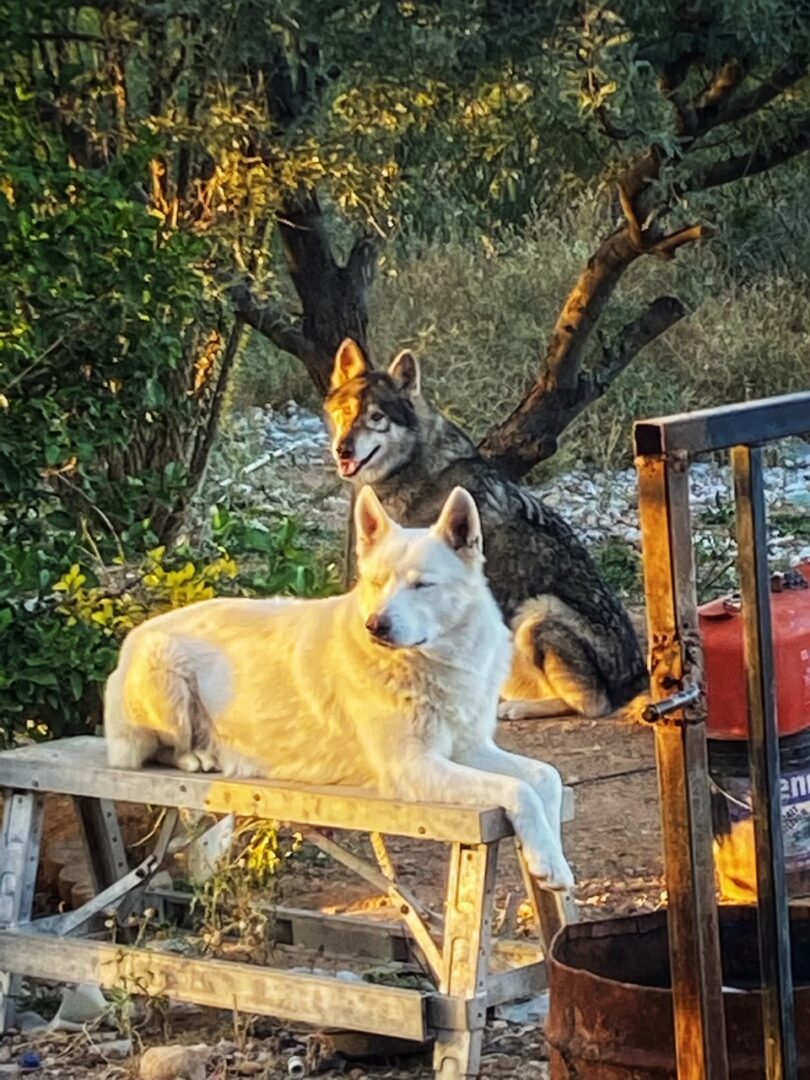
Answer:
[[3, 0, 810, 742], [3, 0, 810, 517]]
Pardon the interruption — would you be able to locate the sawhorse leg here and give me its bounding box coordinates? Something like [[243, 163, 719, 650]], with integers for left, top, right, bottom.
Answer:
[[0, 790, 44, 1029], [433, 841, 498, 1080], [73, 797, 129, 895]]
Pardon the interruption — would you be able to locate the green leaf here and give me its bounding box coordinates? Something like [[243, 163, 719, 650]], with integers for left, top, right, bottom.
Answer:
[[69, 671, 84, 701]]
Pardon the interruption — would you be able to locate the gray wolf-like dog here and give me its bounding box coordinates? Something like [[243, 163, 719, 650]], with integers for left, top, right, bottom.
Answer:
[[325, 339, 648, 720], [104, 485, 573, 888]]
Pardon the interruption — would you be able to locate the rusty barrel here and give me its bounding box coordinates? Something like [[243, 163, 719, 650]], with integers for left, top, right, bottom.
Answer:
[[547, 905, 810, 1078]]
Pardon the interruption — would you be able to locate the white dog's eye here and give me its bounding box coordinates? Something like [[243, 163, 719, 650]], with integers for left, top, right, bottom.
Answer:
[[411, 580, 433, 590]]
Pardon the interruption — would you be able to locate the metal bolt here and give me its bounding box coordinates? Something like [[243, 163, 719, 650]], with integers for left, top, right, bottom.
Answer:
[[642, 684, 700, 723]]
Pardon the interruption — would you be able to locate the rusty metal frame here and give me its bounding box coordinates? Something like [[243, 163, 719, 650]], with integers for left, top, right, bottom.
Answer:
[[634, 390, 810, 1080]]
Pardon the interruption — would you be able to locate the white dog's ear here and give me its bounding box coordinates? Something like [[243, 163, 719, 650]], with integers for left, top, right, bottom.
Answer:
[[388, 349, 420, 395], [331, 339, 368, 392], [433, 487, 482, 560], [355, 486, 391, 554]]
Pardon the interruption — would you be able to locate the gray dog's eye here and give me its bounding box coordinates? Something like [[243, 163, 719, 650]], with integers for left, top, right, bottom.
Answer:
[[369, 411, 384, 423]]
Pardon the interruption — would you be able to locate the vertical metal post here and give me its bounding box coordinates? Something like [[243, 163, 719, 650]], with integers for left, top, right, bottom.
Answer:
[[732, 444, 797, 1080], [637, 453, 729, 1080]]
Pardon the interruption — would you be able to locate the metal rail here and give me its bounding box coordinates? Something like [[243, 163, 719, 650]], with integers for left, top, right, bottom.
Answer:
[[732, 445, 796, 1079], [634, 390, 810, 456], [634, 390, 809, 1080]]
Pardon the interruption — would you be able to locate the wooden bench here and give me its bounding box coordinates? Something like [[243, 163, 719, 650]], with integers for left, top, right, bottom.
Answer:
[[0, 736, 575, 1079]]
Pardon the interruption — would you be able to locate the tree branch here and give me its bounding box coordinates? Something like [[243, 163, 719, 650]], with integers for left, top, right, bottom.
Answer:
[[694, 56, 809, 135], [599, 296, 687, 383], [686, 112, 810, 192], [276, 190, 378, 388], [647, 222, 714, 259], [479, 296, 687, 475], [230, 282, 321, 382], [477, 46, 809, 478]]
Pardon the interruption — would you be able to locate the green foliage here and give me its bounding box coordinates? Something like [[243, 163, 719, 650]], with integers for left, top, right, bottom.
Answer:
[[191, 819, 302, 964], [594, 542, 644, 602], [0, 506, 337, 748], [0, 96, 214, 526]]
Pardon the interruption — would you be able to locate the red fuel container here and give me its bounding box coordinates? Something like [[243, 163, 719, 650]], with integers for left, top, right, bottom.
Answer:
[[700, 563, 810, 740], [702, 563, 810, 899]]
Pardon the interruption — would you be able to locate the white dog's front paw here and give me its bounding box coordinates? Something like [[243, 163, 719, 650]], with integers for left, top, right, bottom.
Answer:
[[195, 749, 220, 773], [173, 748, 220, 773], [520, 843, 575, 891]]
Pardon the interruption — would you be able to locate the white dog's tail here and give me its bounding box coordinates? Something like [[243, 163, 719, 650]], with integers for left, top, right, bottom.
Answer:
[[105, 630, 202, 769], [104, 661, 160, 769]]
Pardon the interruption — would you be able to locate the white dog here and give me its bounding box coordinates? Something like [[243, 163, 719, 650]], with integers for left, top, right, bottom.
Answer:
[[104, 486, 573, 888]]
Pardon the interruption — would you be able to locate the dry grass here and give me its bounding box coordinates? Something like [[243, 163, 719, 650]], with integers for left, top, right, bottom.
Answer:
[[232, 194, 810, 469]]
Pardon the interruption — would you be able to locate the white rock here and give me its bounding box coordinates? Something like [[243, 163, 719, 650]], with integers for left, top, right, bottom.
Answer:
[[139, 1044, 209, 1080], [494, 990, 550, 1025], [102, 1038, 134, 1059]]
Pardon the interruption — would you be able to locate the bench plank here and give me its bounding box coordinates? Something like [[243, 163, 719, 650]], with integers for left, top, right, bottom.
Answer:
[[0, 737, 513, 844], [0, 928, 427, 1041]]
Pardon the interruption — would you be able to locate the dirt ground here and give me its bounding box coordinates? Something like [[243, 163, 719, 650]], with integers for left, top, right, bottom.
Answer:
[[2, 714, 664, 1079], [272, 712, 664, 922]]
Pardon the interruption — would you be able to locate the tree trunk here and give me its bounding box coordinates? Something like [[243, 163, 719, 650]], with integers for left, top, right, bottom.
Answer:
[[277, 192, 378, 392], [233, 192, 378, 395]]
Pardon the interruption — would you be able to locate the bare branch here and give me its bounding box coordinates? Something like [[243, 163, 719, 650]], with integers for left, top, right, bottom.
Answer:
[[695, 60, 747, 115], [686, 112, 810, 191], [695, 56, 809, 135], [665, 58, 746, 136], [599, 296, 687, 383], [647, 223, 714, 260], [618, 182, 643, 250], [276, 191, 378, 385]]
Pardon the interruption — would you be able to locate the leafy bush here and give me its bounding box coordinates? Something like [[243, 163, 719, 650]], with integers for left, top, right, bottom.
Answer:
[[0, 508, 337, 748], [0, 93, 219, 534]]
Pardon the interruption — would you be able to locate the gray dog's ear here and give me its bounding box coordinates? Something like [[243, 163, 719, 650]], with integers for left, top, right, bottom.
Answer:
[[432, 486, 482, 560], [388, 349, 420, 395], [354, 485, 391, 554], [331, 339, 368, 391]]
